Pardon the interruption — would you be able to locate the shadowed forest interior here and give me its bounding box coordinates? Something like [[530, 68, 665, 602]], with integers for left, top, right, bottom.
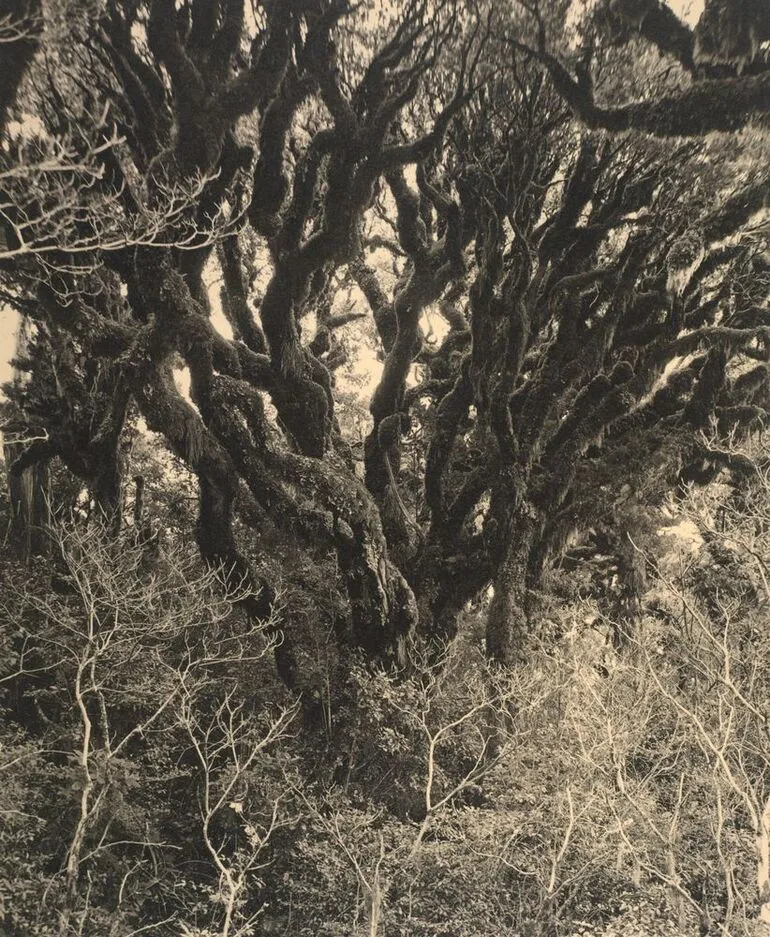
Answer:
[[1, 0, 770, 934]]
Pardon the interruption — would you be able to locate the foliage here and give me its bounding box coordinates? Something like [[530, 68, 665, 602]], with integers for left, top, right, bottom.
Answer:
[[2, 448, 770, 934], [1, 0, 767, 675], [1, 3, 770, 935], [0, 519, 295, 936]]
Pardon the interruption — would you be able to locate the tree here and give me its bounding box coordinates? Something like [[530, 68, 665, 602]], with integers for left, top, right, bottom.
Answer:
[[349, 48, 770, 661], [2, 0, 768, 675], [1, 0, 482, 673]]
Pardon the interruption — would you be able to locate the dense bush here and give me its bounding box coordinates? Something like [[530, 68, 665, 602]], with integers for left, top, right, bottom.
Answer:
[[3, 452, 770, 936], [4, 472, 770, 936], [0, 519, 296, 936]]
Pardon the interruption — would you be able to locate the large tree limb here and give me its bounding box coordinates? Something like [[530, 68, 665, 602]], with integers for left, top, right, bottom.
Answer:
[[515, 36, 770, 136]]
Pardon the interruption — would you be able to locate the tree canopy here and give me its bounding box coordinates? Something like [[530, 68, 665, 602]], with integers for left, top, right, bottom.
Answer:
[[1, 0, 768, 674]]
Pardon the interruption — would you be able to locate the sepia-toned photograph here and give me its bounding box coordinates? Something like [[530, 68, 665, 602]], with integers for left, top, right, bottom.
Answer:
[[0, 0, 768, 933]]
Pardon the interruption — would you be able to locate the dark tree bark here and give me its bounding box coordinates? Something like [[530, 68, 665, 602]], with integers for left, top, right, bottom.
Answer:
[[360, 167, 467, 556], [4, 442, 50, 560], [356, 61, 770, 663], [0, 0, 42, 130]]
